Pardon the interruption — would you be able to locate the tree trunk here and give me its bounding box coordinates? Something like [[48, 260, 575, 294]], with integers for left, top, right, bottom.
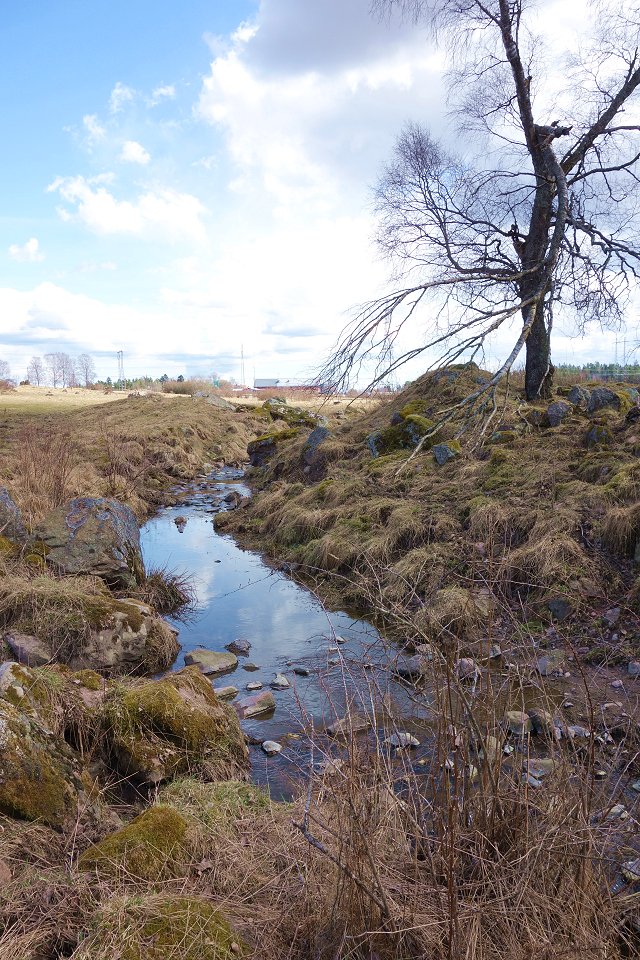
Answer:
[[524, 301, 554, 400]]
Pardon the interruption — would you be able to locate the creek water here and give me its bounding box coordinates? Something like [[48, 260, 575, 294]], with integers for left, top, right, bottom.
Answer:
[[140, 467, 432, 798]]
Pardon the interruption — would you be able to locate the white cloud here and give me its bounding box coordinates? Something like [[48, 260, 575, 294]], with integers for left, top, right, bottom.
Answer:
[[82, 114, 106, 145], [47, 174, 207, 243], [8, 238, 45, 263], [109, 82, 135, 113], [149, 84, 176, 106], [120, 140, 151, 165]]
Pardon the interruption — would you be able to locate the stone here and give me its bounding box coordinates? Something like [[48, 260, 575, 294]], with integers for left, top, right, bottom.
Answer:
[[174, 516, 188, 531], [505, 711, 533, 736], [628, 661, 640, 677], [546, 401, 573, 427], [0, 487, 27, 544], [103, 667, 248, 787], [455, 657, 480, 683], [523, 758, 555, 778], [489, 644, 502, 659], [611, 679, 624, 689], [246, 681, 263, 691], [242, 662, 260, 672], [587, 387, 621, 413], [184, 649, 238, 675], [261, 740, 282, 756], [477, 735, 503, 762], [585, 424, 612, 448], [301, 426, 332, 479], [213, 686, 238, 701], [0, 698, 84, 828], [622, 858, 640, 883], [3, 632, 51, 667], [395, 655, 430, 682], [547, 598, 571, 621], [567, 385, 590, 409], [79, 806, 188, 881], [527, 707, 559, 738], [523, 773, 543, 788], [604, 607, 621, 627], [35, 497, 144, 589], [293, 666, 310, 676], [606, 803, 627, 820], [270, 673, 290, 690], [387, 731, 420, 749], [234, 690, 276, 719], [432, 442, 460, 466], [225, 639, 251, 657], [327, 714, 370, 738], [535, 650, 566, 676], [70, 599, 179, 676], [630, 779, 640, 793], [567, 724, 591, 739], [247, 435, 279, 468]]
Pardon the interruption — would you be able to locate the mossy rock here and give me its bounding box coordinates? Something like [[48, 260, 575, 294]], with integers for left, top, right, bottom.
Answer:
[[160, 778, 273, 827], [0, 697, 83, 828], [247, 428, 300, 467], [75, 895, 245, 960], [367, 414, 435, 457], [102, 666, 249, 786], [79, 805, 188, 880]]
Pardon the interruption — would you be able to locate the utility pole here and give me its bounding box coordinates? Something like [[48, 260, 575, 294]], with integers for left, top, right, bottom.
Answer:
[[117, 350, 125, 390], [240, 344, 245, 388]]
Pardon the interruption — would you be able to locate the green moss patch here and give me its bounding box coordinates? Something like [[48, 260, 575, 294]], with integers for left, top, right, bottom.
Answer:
[[79, 805, 188, 880]]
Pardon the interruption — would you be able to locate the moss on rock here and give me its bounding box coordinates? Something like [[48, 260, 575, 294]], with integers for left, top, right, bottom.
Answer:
[[102, 666, 248, 786], [79, 805, 188, 880], [75, 895, 245, 960]]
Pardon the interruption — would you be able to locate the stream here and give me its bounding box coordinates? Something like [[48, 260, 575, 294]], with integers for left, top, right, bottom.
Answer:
[[141, 467, 433, 798]]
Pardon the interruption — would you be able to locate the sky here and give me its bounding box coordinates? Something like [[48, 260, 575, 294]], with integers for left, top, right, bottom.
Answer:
[[0, 0, 636, 385]]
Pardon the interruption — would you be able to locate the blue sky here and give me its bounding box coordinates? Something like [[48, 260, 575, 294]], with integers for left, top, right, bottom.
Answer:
[[0, 0, 633, 385]]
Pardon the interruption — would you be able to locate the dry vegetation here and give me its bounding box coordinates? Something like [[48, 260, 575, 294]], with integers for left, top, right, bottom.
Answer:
[[1, 368, 639, 957]]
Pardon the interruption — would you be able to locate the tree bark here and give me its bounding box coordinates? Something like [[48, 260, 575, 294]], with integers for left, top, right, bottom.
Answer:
[[524, 301, 554, 399]]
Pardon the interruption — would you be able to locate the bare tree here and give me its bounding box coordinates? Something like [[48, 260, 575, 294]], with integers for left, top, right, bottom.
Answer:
[[0, 360, 9, 381], [44, 352, 65, 388], [27, 356, 45, 386], [324, 0, 640, 404], [60, 353, 77, 388], [76, 353, 96, 387]]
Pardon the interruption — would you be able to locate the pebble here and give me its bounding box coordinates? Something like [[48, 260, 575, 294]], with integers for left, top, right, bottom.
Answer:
[[327, 646, 339, 654], [628, 661, 640, 677], [505, 711, 533, 736], [293, 666, 310, 676], [455, 658, 481, 683], [246, 681, 263, 691], [270, 674, 290, 690], [562, 701, 574, 709], [335, 636, 348, 644], [328, 657, 340, 666], [606, 803, 628, 821], [261, 740, 282, 756], [631, 779, 640, 793], [387, 731, 420, 749], [523, 773, 543, 788], [611, 679, 624, 689], [242, 663, 261, 672]]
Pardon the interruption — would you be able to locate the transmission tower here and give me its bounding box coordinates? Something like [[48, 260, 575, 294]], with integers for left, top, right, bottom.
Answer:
[[116, 350, 125, 390]]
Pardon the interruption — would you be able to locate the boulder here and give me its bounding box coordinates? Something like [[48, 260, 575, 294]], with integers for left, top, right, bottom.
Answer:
[[301, 425, 332, 479], [79, 805, 189, 880], [213, 685, 239, 700], [0, 698, 84, 827], [535, 650, 566, 676], [433, 442, 461, 466], [3, 631, 51, 667], [247, 430, 299, 468], [0, 487, 27, 544], [72, 895, 245, 960], [587, 387, 621, 414], [270, 673, 290, 690], [455, 657, 481, 683], [527, 707, 560, 738], [70, 599, 179, 675], [234, 690, 276, 719], [395, 655, 430, 682], [35, 497, 144, 588], [585, 424, 611, 448], [567, 385, 590, 409], [546, 401, 573, 427], [184, 649, 238, 675], [387, 731, 420, 749], [261, 740, 282, 756], [102, 667, 248, 787]]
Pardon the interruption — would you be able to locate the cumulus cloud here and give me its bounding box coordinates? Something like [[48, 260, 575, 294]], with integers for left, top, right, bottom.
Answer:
[[109, 81, 135, 113], [47, 175, 206, 243], [120, 140, 151, 165], [8, 238, 45, 263]]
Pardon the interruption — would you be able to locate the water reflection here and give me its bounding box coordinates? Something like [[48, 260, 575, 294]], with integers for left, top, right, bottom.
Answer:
[[141, 470, 430, 797]]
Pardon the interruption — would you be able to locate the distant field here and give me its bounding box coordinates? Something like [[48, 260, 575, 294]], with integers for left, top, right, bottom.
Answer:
[[230, 393, 378, 413], [0, 385, 184, 415]]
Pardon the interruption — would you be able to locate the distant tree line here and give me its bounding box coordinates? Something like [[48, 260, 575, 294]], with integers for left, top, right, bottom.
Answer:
[[23, 352, 97, 388]]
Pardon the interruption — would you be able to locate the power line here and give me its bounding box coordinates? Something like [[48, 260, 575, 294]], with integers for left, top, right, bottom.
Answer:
[[116, 350, 125, 389]]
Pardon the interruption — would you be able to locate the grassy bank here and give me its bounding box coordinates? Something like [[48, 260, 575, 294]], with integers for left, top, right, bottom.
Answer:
[[1, 374, 639, 958]]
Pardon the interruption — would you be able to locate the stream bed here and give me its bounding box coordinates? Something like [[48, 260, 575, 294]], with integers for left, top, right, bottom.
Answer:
[[141, 467, 433, 798]]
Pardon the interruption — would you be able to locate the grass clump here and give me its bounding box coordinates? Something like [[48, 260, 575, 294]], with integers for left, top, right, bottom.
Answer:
[[127, 564, 195, 615]]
